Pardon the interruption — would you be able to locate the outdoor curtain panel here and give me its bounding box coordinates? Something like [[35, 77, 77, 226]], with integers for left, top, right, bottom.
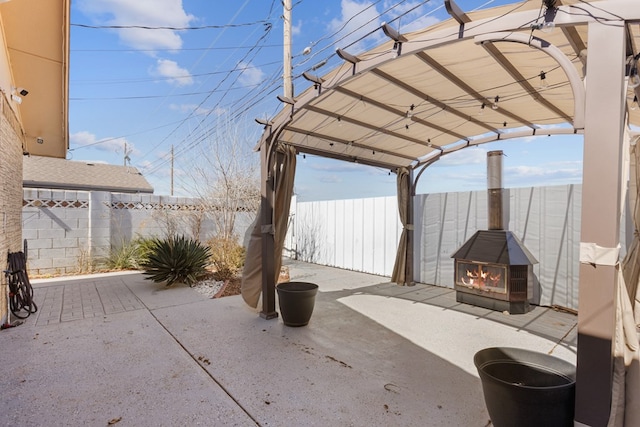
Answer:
[[609, 133, 640, 427], [391, 166, 410, 284], [241, 143, 296, 308]]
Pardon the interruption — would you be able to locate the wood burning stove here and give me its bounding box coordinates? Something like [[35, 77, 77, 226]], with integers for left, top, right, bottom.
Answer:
[[451, 151, 537, 314]]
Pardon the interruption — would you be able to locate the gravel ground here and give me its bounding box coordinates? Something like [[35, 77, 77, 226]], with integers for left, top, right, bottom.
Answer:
[[192, 278, 225, 298]]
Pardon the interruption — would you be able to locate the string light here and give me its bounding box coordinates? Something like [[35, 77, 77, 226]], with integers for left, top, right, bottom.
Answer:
[[492, 96, 500, 110], [539, 71, 548, 90], [479, 103, 486, 115], [406, 104, 415, 119]]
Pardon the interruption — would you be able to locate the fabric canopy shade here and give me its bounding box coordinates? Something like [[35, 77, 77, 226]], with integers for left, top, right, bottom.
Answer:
[[257, 0, 640, 173], [609, 137, 640, 427]]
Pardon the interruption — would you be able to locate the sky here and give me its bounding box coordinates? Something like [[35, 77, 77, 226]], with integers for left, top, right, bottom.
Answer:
[[68, 0, 584, 202]]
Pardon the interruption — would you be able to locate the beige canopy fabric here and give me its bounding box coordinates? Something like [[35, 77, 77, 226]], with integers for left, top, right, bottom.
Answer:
[[391, 167, 410, 284], [241, 143, 297, 308], [609, 138, 640, 427], [626, 141, 640, 322], [259, 1, 640, 174]]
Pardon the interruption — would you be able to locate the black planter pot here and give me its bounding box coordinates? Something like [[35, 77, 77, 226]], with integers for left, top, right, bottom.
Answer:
[[276, 282, 318, 327], [474, 347, 576, 427]]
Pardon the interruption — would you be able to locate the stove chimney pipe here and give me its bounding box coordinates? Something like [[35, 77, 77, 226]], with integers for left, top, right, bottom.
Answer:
[[487, 150, 504, 230]]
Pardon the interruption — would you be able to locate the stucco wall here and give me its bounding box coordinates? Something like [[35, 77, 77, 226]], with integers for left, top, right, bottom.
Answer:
[[1, 95, 25, 324]]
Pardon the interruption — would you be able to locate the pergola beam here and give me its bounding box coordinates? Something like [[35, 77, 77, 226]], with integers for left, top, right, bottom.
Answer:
[[294, 144, 403, 170], [304, 104, 445, 149], [285, 125, 418, 163], [333, 86, 451, 146], [480, 42, 573, 122], [414, 52, 534, 130], [369, 68, 498, 136]]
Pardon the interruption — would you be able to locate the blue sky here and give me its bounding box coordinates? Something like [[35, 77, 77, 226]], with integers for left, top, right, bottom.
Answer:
[[68, 0, 583, 201]]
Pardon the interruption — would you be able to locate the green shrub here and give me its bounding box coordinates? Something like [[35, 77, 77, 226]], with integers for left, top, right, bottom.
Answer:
[[207, 236, 246, 281], [107, 237, 158, 270], [142, 235, 211, 286], [134, 236, 158, 267], [107, 240, 140, 270]]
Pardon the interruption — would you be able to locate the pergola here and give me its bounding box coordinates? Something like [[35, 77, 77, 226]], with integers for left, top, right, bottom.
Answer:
[[242, 1, 640, 425]]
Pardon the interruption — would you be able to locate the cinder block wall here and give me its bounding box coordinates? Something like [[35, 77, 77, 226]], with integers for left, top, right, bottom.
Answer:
[[22, 190, 255, 276], [1, 96, 26, 324], [22, 189, 90, 275]]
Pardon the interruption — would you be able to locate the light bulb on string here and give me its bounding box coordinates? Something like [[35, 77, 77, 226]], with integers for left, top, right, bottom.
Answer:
[[492, 96, 499, 110], [539, 71, 549, 90], [479, 103, 486, 115], [406, 104, 415, 119]]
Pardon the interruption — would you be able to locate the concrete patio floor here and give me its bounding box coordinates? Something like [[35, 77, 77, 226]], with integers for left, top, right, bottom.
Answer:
[[0, 260, 577, 426]]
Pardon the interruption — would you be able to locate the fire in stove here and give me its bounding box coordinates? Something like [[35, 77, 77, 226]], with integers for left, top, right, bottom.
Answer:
[[459, 262, 505, 292]]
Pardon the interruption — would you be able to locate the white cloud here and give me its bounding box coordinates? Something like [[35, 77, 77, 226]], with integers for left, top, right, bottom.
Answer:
[[77, 0, 194, 51], [237, 61, 265, 87], [70, 131, 135, 155], [320, 174, 343, 184], [383, 0, 440, 33], [329, 0, 385, 53], [169, 103, 225, 116], [439, 147, 487, 166], [399, 14, 440, 33], [292, 20, 302, 36], [506, 162, 582, 186], [328, 0, 437, 53], [309, 160, 369, 173], [153, 59, 193, 86]]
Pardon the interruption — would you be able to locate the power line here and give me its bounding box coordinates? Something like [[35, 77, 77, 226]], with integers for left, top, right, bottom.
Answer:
[[71, 60, 282, 86], [72, 44, 284, 53], [139, 20, 276, 171], [71, 21, 272, 30]]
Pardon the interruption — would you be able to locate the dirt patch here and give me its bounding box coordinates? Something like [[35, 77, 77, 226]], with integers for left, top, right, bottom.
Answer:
[[216, 276, 242, 298]]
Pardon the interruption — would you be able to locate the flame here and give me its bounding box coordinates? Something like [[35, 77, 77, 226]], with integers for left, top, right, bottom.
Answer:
[[460, 264, 502, 288]]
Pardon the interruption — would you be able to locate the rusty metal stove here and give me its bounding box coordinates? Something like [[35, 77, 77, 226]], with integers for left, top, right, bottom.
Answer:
[[451, 151, 537, 314]]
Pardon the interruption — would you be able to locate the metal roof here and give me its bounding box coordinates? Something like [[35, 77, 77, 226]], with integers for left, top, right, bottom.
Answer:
[[23, 156, 154, 194], [259, 0, 640, 172]]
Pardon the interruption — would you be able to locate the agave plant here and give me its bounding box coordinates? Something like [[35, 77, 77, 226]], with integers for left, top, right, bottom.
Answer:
[[142, 235, 211, 286]]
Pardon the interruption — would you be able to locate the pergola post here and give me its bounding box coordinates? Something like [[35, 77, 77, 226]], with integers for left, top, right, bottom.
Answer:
[[406, 168, 415, 285], [575, 21, 627, 427], [260, 137, 278, 319]]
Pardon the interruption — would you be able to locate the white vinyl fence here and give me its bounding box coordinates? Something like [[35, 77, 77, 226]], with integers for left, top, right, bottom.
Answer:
[[289, 184, 602, 311]]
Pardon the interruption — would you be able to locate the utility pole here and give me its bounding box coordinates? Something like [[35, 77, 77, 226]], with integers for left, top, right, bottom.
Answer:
[[170, 144, 174, 196], [123, 142, 131, 166], [283, 0, 293, 99]]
